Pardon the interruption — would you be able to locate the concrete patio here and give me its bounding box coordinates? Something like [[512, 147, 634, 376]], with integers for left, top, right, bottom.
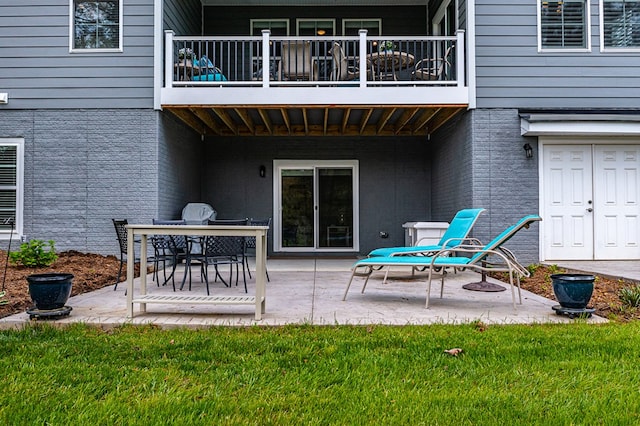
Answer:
[[0, 258, 612, 329]]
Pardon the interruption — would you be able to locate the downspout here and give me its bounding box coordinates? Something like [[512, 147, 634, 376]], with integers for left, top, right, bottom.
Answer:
[[153, 0, 163, 110], [466, 0, 477, 109]]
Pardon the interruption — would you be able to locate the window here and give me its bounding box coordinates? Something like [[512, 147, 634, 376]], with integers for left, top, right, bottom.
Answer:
[[539, 0, 590, 50], [70, 0, 122, 51], [296, 19, 335, 36], [601, 0, 640, 49], [251, 19, 290, 36], [342, 19, 381, 36], [0, 139, 23, 239]]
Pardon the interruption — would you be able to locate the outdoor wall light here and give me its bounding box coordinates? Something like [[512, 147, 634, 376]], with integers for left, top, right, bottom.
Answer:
[[523, 143, 533, 159], [259, 165, 266, 178]]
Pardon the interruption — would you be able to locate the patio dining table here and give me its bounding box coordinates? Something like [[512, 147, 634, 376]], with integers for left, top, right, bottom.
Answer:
[[126, 224, 268, 320], [367, 51, 415, 81]]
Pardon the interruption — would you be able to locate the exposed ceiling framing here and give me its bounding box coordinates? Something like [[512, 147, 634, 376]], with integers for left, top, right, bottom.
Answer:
[[165, 105, 466, 137]]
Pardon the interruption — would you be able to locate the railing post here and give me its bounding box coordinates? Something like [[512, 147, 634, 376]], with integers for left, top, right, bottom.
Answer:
[[359, 29, 368, 88], [262, 30, 271, 88], [165, 30, 174, 88], [456, 30, 465, 88]]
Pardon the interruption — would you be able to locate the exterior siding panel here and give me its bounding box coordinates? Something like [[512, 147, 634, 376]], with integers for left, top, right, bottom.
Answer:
[[0, 0, 155, 110], [475, 0, 640, 109]]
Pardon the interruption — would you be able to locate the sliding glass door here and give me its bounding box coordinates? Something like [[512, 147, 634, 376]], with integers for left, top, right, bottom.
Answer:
[[274, 160, 359, 252]]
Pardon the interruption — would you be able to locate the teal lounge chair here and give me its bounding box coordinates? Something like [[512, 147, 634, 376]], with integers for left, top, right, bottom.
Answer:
[[368, 208, 486, 257], [343, 215, 542, 308]]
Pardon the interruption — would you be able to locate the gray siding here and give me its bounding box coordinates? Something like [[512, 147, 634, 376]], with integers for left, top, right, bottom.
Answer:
[[0, 0, 155, 110], [0, 109, 160, 256], [201, 136, 433, 255], [475, 0, 640, 109]]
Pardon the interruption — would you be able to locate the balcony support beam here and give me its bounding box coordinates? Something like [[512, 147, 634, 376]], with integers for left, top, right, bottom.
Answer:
[[235, 108, 255, 134], [192, 108, 222, 135], [258, 109, 274, 135], [413, 108, 440, 134], [359, 108, 374, 135], [212, 108, 238, 135], [377, 108, 397, 134], [395, 107, 420, 135], [342, 108, 352, 134], [280, 108, 291, 134]]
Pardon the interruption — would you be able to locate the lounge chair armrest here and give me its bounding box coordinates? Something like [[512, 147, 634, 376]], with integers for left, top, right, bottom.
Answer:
[[433, 246, 528, 277]]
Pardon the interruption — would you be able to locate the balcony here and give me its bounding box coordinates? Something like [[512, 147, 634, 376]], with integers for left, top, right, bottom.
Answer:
[[160, 30, 469, 137]]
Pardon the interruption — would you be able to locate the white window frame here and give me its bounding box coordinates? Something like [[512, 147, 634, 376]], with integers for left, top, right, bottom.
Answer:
[[599, 0, 640, 52], [250, 18, 290, 36], [432, 0, 458, 36], [341, 19, 382, 36], [0, 139, 24, 240], [69, 0, 123, 53], [537, 0, 592, 52], [295, 19, 336, 36]]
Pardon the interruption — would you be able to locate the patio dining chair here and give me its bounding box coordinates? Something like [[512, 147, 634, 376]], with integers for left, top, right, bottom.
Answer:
[[149, 235, 179, 291], [278, 41, 318, 81], [411, 45, 454, 82], [245, 217, 271, 282], [181, 219, 249, 294], [152, 219, 189, 286], [329, 42, 373, 82], [112, 219, 140, 291]]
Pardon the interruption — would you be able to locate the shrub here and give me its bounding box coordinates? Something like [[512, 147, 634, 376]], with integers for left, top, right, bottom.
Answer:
[[619, 285, 640, 308], [9, 239, 58, 268]]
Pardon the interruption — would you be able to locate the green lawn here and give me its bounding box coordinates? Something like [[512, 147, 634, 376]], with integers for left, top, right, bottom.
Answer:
[[1, 322, 639, 424]]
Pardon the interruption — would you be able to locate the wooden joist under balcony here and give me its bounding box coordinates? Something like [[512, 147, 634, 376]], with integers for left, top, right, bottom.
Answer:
[[165, 105, 466, 138]]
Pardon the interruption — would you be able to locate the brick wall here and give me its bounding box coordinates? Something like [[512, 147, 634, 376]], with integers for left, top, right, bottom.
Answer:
[[431, 108, 540, 264], [0, 109, 160, 256]]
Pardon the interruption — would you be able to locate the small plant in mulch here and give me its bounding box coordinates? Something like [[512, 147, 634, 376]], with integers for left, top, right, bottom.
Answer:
[[9, 239, 58, 268], [619, 285, 640, 308]]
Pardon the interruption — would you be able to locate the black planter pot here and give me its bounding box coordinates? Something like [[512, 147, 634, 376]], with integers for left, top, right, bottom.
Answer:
[[26, 273, 74, 310], [551, 273, 595, 310]]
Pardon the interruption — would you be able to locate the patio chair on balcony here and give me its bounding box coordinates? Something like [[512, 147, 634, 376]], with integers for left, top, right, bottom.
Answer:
[[412, 46, 453, 82], [330, 42, 358, 81], [191, 56, 227, 82], [278, 41, 318, 81]]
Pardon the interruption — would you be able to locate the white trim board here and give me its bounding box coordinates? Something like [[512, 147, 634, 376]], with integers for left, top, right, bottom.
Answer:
[[521, 117, 640, 137]]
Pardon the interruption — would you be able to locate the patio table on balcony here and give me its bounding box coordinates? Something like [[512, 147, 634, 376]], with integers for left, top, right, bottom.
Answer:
[[367, 51, 415, 81], [126, 224, 268, 320]]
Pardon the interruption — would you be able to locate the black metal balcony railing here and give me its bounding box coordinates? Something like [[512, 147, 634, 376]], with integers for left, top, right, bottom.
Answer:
[[164, 30, 465, 88]]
